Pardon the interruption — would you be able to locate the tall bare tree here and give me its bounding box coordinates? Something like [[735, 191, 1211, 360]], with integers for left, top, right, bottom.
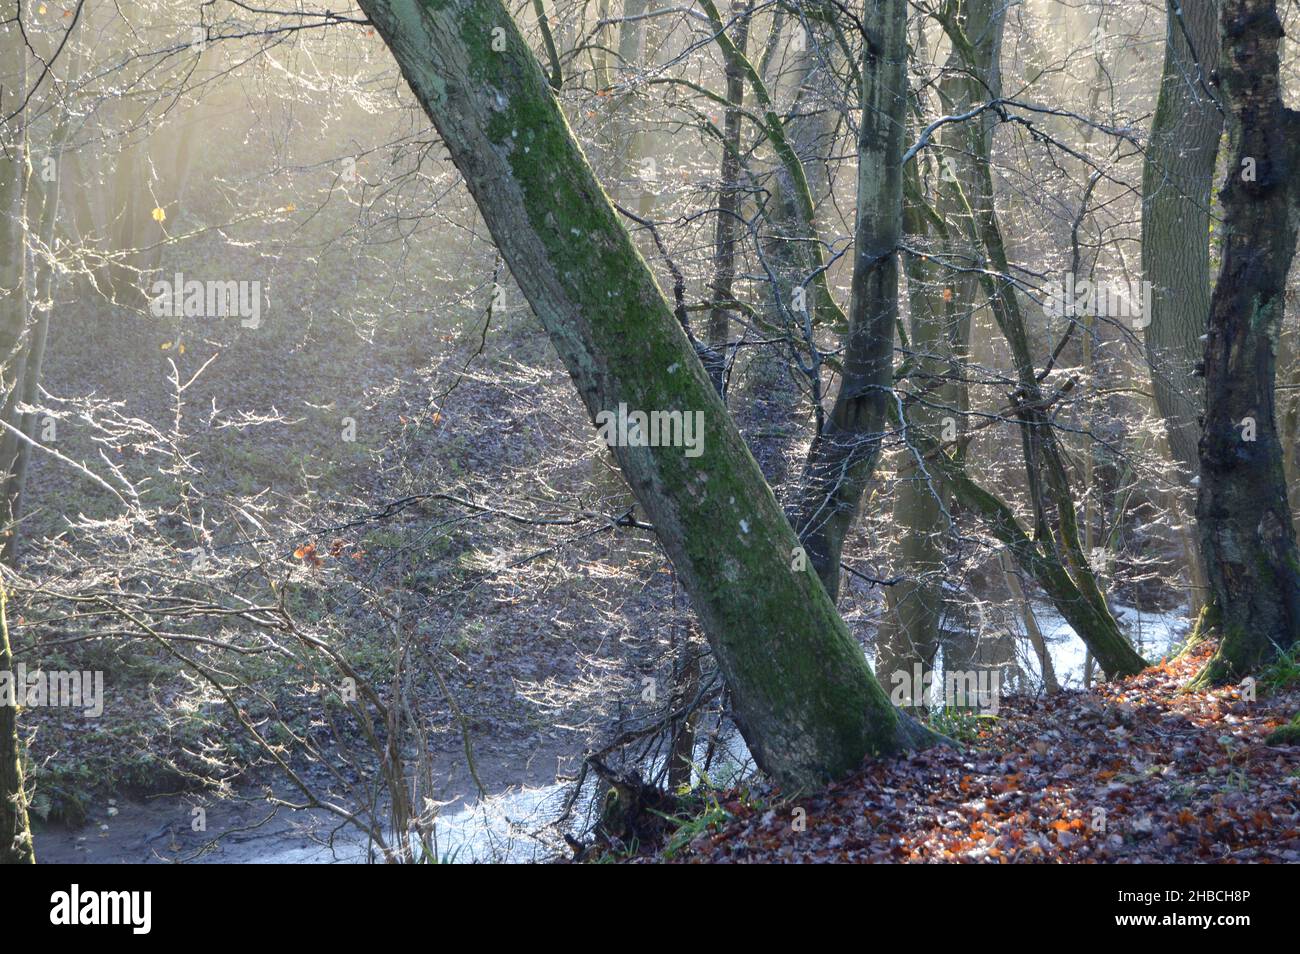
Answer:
[[1193, 0, 1300, 684]]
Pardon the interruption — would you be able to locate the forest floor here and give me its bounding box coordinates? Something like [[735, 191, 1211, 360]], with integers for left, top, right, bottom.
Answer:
[[621, 641, 1300, 863]]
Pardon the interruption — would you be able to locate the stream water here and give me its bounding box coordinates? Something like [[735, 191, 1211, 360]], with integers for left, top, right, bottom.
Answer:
[[33, 602, 1187, 863]]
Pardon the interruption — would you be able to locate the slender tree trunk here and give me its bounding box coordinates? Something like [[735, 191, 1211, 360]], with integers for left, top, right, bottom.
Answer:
[[699, 0, 846, 334], [1001, 552, 1059, 693], [0, 2, 34, 864], [0, 13, 73, 570], [0, 586, 33, 863], [769, 4, 842, 213], [592, 0, 612, 90], [666, 618, 700, 791], [356, 0, 936, 787], [876, 242, 948, 692], [958, 141, 1143, 678], [704, 1, 750, 393], [0, 3, 31, 555], [793, 0, 908, 602], [3, 181, 57, 565], [878, 0, 1002, 684], [1193, 0, 1300, 684]]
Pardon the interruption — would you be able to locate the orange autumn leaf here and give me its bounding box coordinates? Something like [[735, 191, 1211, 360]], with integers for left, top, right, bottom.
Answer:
[[991, 773, 1021, 793]]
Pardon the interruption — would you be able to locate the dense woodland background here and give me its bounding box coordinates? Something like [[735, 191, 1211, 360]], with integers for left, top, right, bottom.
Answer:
[[1, 0, 1299, 864]]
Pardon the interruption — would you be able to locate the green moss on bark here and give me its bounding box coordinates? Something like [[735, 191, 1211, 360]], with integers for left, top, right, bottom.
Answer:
[[358, 0, 940, 788]]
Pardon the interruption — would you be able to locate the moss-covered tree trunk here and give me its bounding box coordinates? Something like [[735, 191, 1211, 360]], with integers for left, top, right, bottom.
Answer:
[[356, 0, 935, 787], [1193, 0, 1300, 684]]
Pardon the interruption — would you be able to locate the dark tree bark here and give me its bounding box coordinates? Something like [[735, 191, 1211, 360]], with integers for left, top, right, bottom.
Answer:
[[1193, 0, 1300, 684], [792, 0, 908, 602], [355, 0, 936, 787], [703, 1, 749, 393]]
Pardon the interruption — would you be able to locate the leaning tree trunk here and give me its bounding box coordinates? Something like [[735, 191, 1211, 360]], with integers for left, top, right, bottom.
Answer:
[[1140, 0, 1221, 613], [1193, 0, 1300, 684], [956, 111, 1146, 680], [355, 0, 935, 787], [792, 0, 908, 602]]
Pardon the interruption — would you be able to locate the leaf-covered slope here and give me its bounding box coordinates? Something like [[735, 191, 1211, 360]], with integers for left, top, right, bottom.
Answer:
[[636, 644, 1300, 863]]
